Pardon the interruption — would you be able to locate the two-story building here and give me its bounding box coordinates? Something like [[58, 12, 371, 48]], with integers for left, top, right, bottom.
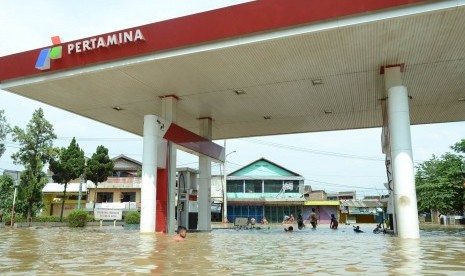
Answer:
[[86, 155, 142, 211], [42, 155, 142, 215], [226, 158, 305, 223]]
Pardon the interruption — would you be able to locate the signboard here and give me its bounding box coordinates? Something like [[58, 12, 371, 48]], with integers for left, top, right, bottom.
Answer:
[[348, 207, 377, 215], [3, 170, 20, 182], [94, 208, 122, 220]]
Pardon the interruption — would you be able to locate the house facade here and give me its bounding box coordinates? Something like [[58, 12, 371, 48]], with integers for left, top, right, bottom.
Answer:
[[226, 158, 305, 223], [42, 155, 143, 215], [85, 155, 142, 211], [42, 183, 87, 216], [340, 199, 385, 224]]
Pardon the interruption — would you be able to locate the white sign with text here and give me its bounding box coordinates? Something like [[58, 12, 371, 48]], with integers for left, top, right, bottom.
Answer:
[[94, 208, 122, 220]]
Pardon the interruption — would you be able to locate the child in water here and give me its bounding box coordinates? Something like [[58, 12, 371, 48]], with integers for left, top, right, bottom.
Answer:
[[353, 226, 364, 233], [173, 226, 187, 241], [284, 226, 294, 232]]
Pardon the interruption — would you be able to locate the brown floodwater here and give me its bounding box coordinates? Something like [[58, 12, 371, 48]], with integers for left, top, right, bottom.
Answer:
[[0, 224, 464, 275]]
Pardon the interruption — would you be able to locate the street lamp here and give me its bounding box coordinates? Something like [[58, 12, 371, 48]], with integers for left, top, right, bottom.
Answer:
[[222, 143, 236, 223]]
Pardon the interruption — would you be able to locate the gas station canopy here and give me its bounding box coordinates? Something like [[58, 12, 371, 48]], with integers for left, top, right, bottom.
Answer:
[[1, 0, 464, 139]]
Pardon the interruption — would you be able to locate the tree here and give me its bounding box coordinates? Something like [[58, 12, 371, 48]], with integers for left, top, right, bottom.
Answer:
[[84, 145, 114, 211], [0, 109, 9, 158], [11, 108, 57, 221], [451, 139, 465, 212], [49, 137, 85, 221], [0, 175, 15, 221], [415, 152, 465, 215], [451, 139, 465, 154]]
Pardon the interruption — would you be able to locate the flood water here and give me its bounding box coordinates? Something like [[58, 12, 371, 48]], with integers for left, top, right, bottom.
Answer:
[[0, 224, 464, 275]]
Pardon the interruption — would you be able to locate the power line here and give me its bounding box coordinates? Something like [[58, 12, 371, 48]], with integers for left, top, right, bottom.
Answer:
[[242, 138, 385, 161], [225, 160, 386, 192], [308, 179, 385, 191], [241, 138, 425, 164]]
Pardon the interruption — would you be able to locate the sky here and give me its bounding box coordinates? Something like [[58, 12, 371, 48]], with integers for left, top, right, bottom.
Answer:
[[0, 0, 464, 197]]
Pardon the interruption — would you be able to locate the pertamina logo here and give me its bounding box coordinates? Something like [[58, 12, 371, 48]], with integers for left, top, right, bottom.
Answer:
[[35, 36, 62, 70], [34, 29, 144, 71]]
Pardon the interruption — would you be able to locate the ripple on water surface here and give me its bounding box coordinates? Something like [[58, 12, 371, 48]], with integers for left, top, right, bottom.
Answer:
[[0, 225, 464, 275]]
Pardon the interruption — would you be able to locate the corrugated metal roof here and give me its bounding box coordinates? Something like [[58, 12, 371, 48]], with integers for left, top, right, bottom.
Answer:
[[42, 183, 87, 193]]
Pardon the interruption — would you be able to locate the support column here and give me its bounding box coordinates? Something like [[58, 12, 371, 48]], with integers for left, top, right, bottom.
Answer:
[[198, 118, 212, 231], [385, 66, 420, 239], [161, 96, 178, 233], [140, 115, 158, 233]]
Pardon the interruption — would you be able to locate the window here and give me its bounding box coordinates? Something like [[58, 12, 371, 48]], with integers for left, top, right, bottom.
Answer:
[[227, 180, 244, 193], [264, 180, 282, 193], [68, 195, 87, 200], [264, 205, 302, 223], [284, 180, 300, 193], [245, 180, 262, 193], [121, 192, 136, 202], [111, 171, 132, 177], [97, 192, 113, 203]]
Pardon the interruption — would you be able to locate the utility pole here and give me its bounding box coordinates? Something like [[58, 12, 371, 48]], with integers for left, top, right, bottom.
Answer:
[[223, 140, 227, 223], [6, 170, 20, 229], [222, 141, 236, 224], [78, 174, 83, 209]]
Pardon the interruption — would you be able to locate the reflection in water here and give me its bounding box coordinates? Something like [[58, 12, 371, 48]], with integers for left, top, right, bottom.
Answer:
[[384, 238, 423, 275], [0, 225, 464, 275]]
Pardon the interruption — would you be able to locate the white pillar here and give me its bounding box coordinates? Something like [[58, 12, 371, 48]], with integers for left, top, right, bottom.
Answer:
[[385, 66, 420, 239], [161, 96, 178, 233], [198, 118, 212, 231], [140, 115, 158, 233]]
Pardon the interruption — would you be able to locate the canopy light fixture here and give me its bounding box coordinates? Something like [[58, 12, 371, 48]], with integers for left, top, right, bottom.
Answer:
[[113, 106, 123, 111], [324, 110, 333, 114], [234, 89, 246, 95], [458, 97, 465, 102], [312, 79, 323, 85], [263, 115, 272, 120]]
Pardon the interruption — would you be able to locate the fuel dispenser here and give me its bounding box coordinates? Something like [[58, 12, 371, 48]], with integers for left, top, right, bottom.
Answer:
[[177, 168, 199, 230]]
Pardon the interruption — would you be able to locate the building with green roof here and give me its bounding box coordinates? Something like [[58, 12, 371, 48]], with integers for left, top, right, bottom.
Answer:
[[226, 158, 305, 223]]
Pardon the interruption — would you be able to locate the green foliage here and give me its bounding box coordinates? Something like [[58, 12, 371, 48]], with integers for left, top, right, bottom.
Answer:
[[124, 211, 140, 224], [451, 139, 465, 155], [415, 151, 465, 215], [84, 145, 114, 209], [49, 137, 85, 221], [34, 216, 62, 223], [0, 109, 9, 158], [0, 175, 14, 215], [15, 168, 46, 219], [2, 214, 27, 225], [50, 138, 85, 184], [84, 145, 114, 184], [67, 209, 89, 227], [10, 108, 57, 221]]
